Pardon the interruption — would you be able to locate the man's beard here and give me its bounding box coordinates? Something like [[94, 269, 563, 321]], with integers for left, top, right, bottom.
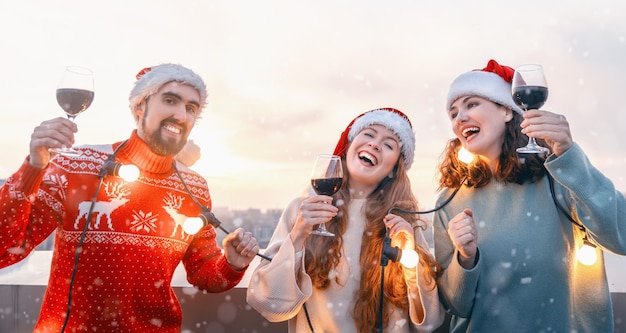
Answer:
[[141, 114, 188, 156]]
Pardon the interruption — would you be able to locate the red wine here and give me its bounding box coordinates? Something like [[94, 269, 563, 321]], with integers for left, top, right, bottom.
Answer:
[[56, 88, 94, 116], [311, 178, 343, 195], [512, 85, 548, 110]]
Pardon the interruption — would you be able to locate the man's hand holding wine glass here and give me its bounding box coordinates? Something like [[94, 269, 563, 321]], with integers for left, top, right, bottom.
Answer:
[[49, 66, 94, 157], [29, 117, 78, 169], [28, 65, 94, 169]]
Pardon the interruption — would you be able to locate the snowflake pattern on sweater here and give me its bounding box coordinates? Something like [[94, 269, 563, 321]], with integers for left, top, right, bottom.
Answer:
[[0, 131, 245, 332]]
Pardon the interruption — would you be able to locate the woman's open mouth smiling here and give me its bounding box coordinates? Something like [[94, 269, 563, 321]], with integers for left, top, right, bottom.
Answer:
[[358, 151, 377, 166], [462, 126, 480, 140]]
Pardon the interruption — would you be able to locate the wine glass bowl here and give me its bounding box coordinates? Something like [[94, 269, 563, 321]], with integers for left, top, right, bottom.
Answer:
[[310, 154, 343, 236], [57, 87, 94, 118], [51, 66, 95, 157], [512, 64, 549, 154], [311, 178, 343, 196], [512, 85, 548, 111]]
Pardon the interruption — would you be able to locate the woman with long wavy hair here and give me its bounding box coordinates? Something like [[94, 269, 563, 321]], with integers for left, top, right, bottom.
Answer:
[[247, 108, 444, 332], [433, 59, 626, 332]]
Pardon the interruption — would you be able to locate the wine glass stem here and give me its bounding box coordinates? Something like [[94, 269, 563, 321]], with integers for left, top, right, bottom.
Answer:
[[524, 108, 537, 147]]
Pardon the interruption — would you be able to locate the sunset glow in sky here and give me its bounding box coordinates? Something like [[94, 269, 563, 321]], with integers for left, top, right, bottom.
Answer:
[[1, 0, 625, 212]]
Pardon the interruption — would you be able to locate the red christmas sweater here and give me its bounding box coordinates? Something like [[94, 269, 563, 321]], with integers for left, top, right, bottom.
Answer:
[[0, 131, 246, 332]]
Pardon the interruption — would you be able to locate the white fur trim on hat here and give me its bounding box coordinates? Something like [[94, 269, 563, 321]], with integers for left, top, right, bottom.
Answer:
[[446, 70, 523, 114], [347, 109, 415, 169], [129, 63, 208, 110]]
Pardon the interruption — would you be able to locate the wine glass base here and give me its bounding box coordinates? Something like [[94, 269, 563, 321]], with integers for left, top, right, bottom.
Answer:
[[310, 230, 335, 237], [516, 146, 549, 154], [50, 147, 82, 157]]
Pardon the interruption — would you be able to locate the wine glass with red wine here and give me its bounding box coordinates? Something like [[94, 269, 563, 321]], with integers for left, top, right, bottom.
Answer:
[[50, 66, 95, 157], [511, 64, 549, 154], [310, 154, 343, 236]]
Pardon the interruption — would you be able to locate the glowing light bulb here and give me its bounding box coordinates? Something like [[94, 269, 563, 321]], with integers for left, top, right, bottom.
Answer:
[[117, 164, 140, 182], [399, 249, 419, 269], [577, 241, 598, 266], [458, 146, 474, 164], [101, 160, 140, 182], [183, 217, 206, 235]]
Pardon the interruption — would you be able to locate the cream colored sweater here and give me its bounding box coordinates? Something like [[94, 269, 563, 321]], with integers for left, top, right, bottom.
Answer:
[[247, 198, 444, 332]]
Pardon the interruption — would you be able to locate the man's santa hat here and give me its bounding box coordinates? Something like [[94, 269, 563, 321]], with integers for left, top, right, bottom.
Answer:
[[333, 108, 415, 169], [446, 59, 523, 114], [129, 63, 208, 110]]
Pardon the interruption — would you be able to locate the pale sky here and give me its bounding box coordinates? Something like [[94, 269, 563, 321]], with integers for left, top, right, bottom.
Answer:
[[1, 0, 625, 212]]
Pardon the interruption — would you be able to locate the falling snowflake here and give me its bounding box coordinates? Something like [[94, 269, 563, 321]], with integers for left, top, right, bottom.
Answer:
[[129, 210, 158, 233]]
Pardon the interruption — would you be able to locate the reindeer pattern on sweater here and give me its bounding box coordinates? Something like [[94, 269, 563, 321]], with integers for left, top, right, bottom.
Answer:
[[0, 131, 245, 333]]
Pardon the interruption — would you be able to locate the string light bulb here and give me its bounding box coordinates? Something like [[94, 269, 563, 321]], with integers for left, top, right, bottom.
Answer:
[[577, 236, 598, 266], [458, 146, 474, 164], [183, 217, 205, 235], [381, 230, 420, 269], [100, 160, 140, 182], [183, 207, 222, 235], [398, 248, 419, 268], [117, 164, 140, 182]]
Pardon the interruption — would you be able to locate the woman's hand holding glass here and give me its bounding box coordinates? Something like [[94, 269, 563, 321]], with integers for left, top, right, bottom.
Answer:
[[512, 64, 549, 154], [309, 154, 343, 236], [520, 109, 573, 157], [289, 196, 338, 250]]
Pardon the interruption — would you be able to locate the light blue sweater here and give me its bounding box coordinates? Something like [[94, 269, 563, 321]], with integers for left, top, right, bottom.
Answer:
[[434, 143, 626, 332]]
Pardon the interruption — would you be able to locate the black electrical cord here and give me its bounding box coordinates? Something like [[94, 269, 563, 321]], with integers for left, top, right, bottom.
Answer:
[[60, 145, 285, 331], [172, 162, 320, 329], [60, 172, 106, 332], [172, 162, 272, 262], [377, 228, 392, 332], [60, 141, 128, 333], [387, 177, 466, 218], [376, 178, 466, 332], [387, 174, 579, 229], [375, 171, 585, 331], [547, 173, 581, 229]]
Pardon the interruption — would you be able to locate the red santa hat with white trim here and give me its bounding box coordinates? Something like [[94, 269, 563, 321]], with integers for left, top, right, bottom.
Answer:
[[333, 108, 415, 170], [446, 59, 524, 114], [129, 63, 208, 110]]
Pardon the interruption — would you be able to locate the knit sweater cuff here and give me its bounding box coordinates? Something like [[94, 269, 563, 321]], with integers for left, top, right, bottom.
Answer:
[[218, 255, 247, 282], [13, 157, 47, 196]]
